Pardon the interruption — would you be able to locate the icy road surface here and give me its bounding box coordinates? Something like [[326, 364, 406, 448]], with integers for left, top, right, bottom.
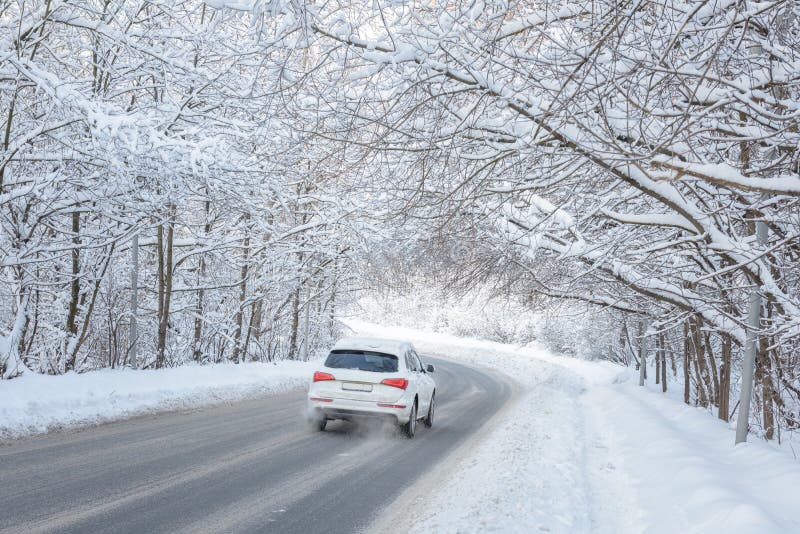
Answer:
[[0, 357, 512, 534]]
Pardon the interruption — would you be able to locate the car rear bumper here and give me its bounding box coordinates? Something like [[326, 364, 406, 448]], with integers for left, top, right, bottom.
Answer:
[[307, 396, 412, 424]]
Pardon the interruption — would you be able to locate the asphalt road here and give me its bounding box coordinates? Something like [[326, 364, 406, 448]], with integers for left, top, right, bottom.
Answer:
[[0, 357, 512, 534]]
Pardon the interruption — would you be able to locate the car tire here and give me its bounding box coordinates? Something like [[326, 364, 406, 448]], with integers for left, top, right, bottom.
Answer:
[[313, 417, 327, 432], [424, 392, 435, 428], [403, 401, 417, 438]]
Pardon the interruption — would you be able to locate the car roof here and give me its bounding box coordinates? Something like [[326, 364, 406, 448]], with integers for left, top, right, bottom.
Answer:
[[332, 337, 414, 357]]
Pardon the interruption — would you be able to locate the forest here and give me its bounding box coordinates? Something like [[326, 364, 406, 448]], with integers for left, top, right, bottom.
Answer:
[[1, 0, 798, 442]]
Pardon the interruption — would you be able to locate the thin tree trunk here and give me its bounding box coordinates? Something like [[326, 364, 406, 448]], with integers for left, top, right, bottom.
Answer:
[[68, 243, 116, 366], [1, 274, 30, 379], [300, 287, 311, 361], [328, 260, 338, 336], [757, 318, 776, 439], [655, 331, 661, 385], [0, 81, 18, 191], [638, 320, 646, 386], [758, 349, 776, 440], [192, 199, 211, 362], [156, 215, 174, 368], [690, 316, 715, 407], [192, 256, 206, 362], [243, 300, 260, 362], [660, 332, 667, 393], [669, 346, 677, 378], [692, 349, 708, 407], [683, 321, 691, 404], [288, 286, 300, 360], [24, 272, 40, 357], [64, 211, 80, 371], [619, 321, 629, 366], [704, 332, 720, 405], [156, 224, 165, 366], [231, 228, 250, 364], [129, 233, 138, 369], [718, 332, 732, 421], [251, 299, 263, 343]]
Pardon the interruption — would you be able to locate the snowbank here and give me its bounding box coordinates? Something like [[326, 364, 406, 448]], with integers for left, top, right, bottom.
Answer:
[[586, 376, 800, 533], [346, 319, 800, 534], [0, 360, 313, 441]]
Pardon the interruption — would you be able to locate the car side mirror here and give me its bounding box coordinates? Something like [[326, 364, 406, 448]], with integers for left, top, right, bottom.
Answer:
[[426, 364, 435, 373]]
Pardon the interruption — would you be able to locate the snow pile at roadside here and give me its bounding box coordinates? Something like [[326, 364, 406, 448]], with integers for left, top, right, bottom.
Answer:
[[347, 319, 800, 534], [0, 360, 313, 441], [586, 377, 800, 533]]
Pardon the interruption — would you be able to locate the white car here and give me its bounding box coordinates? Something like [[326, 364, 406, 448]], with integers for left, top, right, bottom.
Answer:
[[306, 337, 436, 438]]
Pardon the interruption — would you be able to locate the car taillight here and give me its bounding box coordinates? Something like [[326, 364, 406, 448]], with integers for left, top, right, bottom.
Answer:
[[380, 378, 408, 390], [313, 371, 335, 382]]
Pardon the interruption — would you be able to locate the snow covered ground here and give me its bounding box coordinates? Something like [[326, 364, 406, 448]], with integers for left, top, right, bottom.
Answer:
[[347, 320, 800, 534], [0, 360, 313, 440], [4, 319, 799, 533]]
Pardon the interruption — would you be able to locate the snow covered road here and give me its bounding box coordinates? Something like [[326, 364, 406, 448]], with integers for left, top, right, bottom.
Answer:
[[0, 357, 512, 534]]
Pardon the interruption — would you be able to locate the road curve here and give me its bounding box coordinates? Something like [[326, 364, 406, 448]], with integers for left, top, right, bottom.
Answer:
[[0, 357, 512, 534]]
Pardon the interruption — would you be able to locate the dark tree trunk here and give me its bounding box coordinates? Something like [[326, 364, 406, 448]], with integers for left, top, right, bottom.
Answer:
[[660, 332, 667, 393], [192, 199, 212, 362], [64, 211, 80, 371], [718, 333, 732, 421], [288, 286, 300, 360], [683, 321, 691, 405], [231, 228, 250, 364], [156, 216, 174, 368], [758, 334, 776, 440]]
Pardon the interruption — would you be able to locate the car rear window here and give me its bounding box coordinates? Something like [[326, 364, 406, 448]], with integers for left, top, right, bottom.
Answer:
[[324, 350, 399, 373]]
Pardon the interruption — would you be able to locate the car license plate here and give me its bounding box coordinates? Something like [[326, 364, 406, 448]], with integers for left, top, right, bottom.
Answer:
[[342, 382, 372, 392]]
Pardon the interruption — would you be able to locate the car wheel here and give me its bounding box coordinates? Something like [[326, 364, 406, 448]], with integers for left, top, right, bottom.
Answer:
[[403, 401, 417, 438], [424, 392, 435, 428], [312, 416, 327, 432]]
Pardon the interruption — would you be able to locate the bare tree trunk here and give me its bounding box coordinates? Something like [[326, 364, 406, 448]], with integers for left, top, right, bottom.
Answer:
[[242, 299, 261, 362], [758, 331, 776, 440], [0, 81, 18, 192], [655, 331, 661, 386], [251, 300, 263, 342], [68, 243, 116, 366], [618, 321, 629, 366], [669, 341, 677, 378], [328, 260, 338, 336], [683, 321, 691, 405], [192, 199, 211, 362], [735, 101, 767, 443], [64, 211, 80, 371], [24, 270, 40, 358], [690, 316, 715, 407], [705, 331, 720, 404], [156, 224, 164, 366], [231, 227, 250, 364], [638, 320, 646, 386], [156, 214, 174, 368], [718, 332, 732, 421], [1, 272, 30, 379], [660, 332, 667, 393], [192, 258, 205, 362], [692, 349, 708, 407], [288, 286, 300, 360], [300, 287, 311, 362], [130, 232, 138, 369]]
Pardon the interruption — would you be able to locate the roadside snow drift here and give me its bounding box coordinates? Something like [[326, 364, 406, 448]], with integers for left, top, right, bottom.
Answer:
[[0, 361, 313, 440]]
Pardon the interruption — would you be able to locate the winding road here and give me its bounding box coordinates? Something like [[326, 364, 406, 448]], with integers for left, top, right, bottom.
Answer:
[[0, 357, 512, 534]]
